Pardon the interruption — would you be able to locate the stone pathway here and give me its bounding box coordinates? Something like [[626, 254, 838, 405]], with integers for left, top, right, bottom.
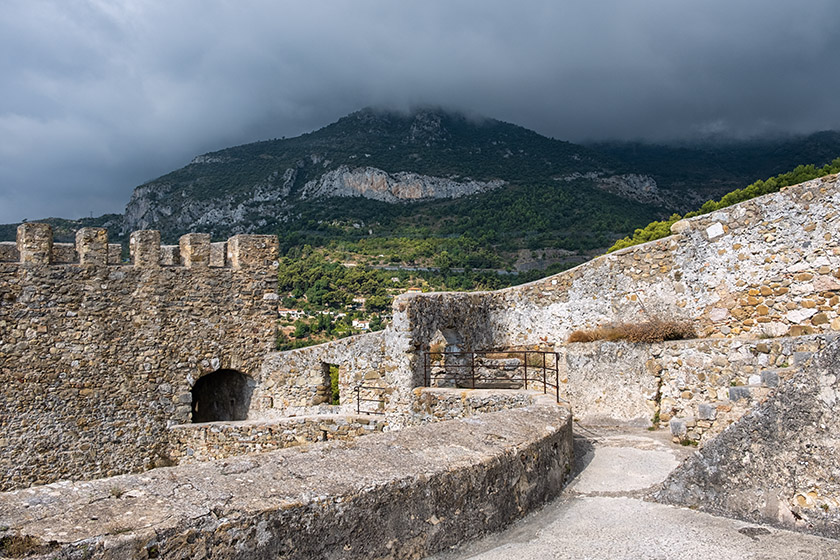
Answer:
[[430, 426, 840, 560]]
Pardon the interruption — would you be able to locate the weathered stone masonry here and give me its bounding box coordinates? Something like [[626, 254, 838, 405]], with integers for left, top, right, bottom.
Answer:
[[487, 174, 840, 347], [0, 224, 279, 490], [0, 394, 573, 560], [243, 174, 840, 440], [383, 175, 840, 420], [3, 173, 840, 550]]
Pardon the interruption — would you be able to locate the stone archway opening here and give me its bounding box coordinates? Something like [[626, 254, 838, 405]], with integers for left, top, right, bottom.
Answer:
[[191, 369, 254, 423]]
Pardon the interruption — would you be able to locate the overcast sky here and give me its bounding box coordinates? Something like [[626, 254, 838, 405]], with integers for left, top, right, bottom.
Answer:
[[1, 0, 839, 223]]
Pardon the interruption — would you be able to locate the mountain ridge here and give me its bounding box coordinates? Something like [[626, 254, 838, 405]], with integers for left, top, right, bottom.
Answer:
[[2, 109, 840, 260], [118, 107, 658, 244]]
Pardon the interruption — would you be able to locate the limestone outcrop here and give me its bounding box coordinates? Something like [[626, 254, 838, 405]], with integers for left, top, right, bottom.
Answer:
[[300, 165, 506, 202]]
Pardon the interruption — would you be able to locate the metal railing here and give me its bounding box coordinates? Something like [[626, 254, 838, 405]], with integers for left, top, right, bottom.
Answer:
[[354, 384, 387, 415], [422, 350, 561, 402]]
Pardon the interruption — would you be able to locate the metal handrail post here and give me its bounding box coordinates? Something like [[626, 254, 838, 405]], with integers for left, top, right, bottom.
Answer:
[[542, 352, 547, 394], [523, 351, 528, 390]]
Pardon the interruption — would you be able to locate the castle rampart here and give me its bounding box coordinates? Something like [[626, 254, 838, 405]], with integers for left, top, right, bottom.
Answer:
[[0, 224, 279, 490], [232, 173, 840, 440], [0, 393, 572, 560], [3, 173, 840, 547], [486, 174, 840, 346]]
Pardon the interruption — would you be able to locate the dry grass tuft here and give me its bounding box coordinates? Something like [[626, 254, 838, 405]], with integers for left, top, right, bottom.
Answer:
[[567, 330, 597, 343], [568, 318, 696, 344], [1, 535, 46, 558]]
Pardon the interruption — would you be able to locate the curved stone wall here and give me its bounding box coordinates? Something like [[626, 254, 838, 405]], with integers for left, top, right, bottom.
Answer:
[[0, 395, 572, 560], [396, 174, 840, 352]]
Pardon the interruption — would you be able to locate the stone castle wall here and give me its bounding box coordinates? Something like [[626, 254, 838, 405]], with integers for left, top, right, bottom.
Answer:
[[3, 173, 840, 492], [157, 173, 840, 453], [557, 334, 833, 438], [167, 414, 389, 464], [166, 387, 541, 464], [253, 331, 390, 418], [0, 224, 279, 490], [380, 174, 840, 424], [656, 337, 840, 539], [485, 173, 840, 347], [343, 173, 839, 359]]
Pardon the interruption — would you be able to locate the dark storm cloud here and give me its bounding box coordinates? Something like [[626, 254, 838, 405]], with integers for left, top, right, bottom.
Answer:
[[1, 0, 839, 223]]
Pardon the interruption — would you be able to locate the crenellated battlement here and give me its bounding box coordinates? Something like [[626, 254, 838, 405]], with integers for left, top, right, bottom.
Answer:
[[0, 223, 278, 269], [0, 222, 281, 491]]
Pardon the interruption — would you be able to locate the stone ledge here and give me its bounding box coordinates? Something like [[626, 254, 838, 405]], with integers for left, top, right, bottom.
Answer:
[[167, 414, 389, 463], [0, 396, 573, 560]]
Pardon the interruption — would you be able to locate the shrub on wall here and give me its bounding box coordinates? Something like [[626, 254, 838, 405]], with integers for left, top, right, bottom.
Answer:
[[568, 318, 696, 344], [607, 158, 840, 253]]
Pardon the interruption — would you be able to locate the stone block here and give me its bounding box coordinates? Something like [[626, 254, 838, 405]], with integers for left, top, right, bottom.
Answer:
[[706, 222, 725, 240], [130, 230, 161, 267], [729, 386, 751, 401], [670, 219, 692, 234], [179, 233, 211, 268], [697, 403, 717, 421], [761, 369, 780, 387], [228, 234, 279, 270], [51, 243, 78, 264], [670, 419, 687, 436], [17, 222, 53, 264], [75, 227, 109, 265]]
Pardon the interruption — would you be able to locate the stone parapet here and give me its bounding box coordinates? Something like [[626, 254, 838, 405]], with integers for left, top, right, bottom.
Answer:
[[395, 174, 840, 356], [557, 334, 835, 443], [210, 241, 227, 267], [179, 233, 210, 268], [51, 243, 77, 263], [227, 234, 279, 270], [16, 222, 52, 264], [0, 241, 19, 262], [1, 225, 280, 271], [408, 387, 537, 424], [0, 396, 572, 559], [160, 244, 179, 266], [75, 227, 108, 266], [129, 229, 160, 267], [168, 415, 388, 463]]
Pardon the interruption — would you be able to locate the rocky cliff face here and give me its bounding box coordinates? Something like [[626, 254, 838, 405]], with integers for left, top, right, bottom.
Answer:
[[300, 166, 506, 203], [122, 161, 505, 237], [556, 172, 665, 208], [123, 169, 297, 237]]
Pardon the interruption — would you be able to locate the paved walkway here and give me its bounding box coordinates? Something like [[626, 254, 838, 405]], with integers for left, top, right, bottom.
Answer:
[[430, 427, 840, 560]]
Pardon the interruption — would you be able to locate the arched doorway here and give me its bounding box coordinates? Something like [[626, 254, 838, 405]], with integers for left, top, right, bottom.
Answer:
[[191, 369, 254, 423]]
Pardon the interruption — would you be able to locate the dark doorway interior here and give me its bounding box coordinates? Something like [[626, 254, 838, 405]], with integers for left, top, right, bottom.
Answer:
[[191, 369, 254, 423]]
